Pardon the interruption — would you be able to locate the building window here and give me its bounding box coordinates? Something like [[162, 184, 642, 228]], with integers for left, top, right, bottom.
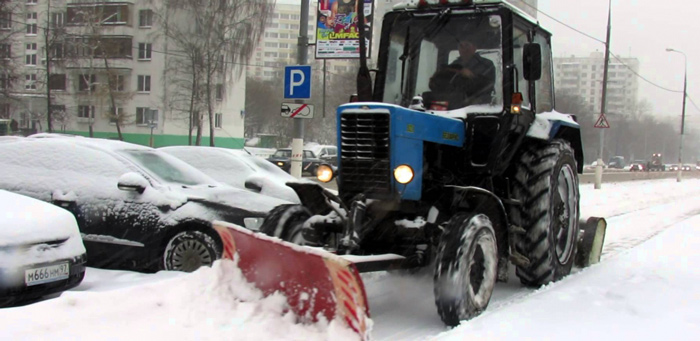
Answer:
[[50, 43, 64, 59], [27, 12, 37, 20], [109, 107, 124, 123], [110, 74, 125, 91], [77, 105, 95, 119], [137, 75, 151, 92], [279, 43, 288, 48], [25, 74, 37, 90], [139, 10, 153, 27], [1, 103, 10, 118], [26, 23, 37, 35], [264, 42, 278, 48], [0, 12, 11, 30], [49, 74, 66, 90], [138, 43, 152, 60], [51, 12, 65, 27], [136, 107, 157, 125], [78, 74, 96, 91], [215, 84, 223, 100], [0, 44, 10, 59], [214, 113, 222, 128], [0, 74, 10, 90], [25, 43, 37, 65], [27, 0, 38, 4]]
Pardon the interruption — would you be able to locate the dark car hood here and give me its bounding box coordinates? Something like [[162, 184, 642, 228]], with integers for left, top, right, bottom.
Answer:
[[178, 185, 290, 215]]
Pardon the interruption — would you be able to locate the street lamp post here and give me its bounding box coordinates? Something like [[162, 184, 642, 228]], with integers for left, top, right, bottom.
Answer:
[[665, 48, 688, 182]]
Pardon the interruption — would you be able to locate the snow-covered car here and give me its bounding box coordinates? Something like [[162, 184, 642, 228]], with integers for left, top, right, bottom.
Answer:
[[160, 146, 300, 203], [0, 137, 290, 273], [0, 190, 87, 306], [309, 145, 338, 166]]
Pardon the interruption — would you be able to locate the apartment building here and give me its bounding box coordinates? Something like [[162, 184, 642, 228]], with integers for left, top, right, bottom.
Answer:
[[0, 0, 246, 148], [554, 52, 640, 115]]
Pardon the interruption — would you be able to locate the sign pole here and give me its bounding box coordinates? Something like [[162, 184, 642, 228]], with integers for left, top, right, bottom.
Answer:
[[595, 0, 612, 190], [291, 0, 311, 179]]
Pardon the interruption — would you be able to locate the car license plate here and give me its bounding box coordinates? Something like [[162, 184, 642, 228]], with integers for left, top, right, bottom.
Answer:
[[25, 263, 70, 286]]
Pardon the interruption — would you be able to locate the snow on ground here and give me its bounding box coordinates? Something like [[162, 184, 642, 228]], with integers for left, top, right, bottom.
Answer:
[[2, 178, 700, 340]]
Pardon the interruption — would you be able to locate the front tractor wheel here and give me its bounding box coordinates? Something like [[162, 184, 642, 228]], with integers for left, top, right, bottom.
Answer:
[[260, 204, 312, 245], [511, 139, 580, 287], [163, 230, 221, 272], [434, 213, 499, 326]]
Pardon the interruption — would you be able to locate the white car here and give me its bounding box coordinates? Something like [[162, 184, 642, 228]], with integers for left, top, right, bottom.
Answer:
[[160, 146, 301, 203], [0, 190, 87, 306]]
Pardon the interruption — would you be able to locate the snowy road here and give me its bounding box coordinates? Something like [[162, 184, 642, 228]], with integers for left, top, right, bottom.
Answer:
[[3, 178, 700, 340]]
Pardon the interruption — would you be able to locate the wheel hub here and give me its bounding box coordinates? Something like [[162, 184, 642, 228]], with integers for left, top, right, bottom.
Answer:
[[171, 240, 212, 272]]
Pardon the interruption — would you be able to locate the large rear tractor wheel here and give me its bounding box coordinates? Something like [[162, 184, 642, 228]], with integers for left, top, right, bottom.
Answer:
[[260, 204, 312, 245], [511, 139, 580, 287], [163, 230, 221, 272], [434, 213, 499, 326]]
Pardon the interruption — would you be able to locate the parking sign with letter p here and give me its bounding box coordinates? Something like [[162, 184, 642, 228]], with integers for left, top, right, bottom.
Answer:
[[284, 65, 312, 99]]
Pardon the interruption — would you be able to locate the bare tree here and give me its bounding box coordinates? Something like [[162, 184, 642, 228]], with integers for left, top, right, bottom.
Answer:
[[67, 1, 134, 139], [162, 0, 273, 146]]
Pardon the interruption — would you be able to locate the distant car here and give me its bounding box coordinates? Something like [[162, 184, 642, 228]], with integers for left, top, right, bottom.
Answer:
[[310, 145, 338, 166], [669, 164, 680, 171], [629, 163, 645, 172], [0, 136, 290, 273], [682, 164, 693, 171], [267, 148, 321, 175], [1, 190, 87, 307], [160, 146, 301, 203]]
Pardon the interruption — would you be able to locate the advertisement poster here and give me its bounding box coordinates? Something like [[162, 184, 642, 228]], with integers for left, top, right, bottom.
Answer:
[[315, 0, 373, 59]]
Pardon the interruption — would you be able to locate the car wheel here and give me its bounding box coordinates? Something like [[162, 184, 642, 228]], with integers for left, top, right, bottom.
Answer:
[[163, 230, 221, 272]]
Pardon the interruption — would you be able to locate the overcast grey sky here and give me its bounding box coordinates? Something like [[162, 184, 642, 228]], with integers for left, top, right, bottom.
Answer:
[[538, 0, 698, 122]]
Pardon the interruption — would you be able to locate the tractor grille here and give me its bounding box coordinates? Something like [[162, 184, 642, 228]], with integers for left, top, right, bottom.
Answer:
[[339, 111, 391, 199]]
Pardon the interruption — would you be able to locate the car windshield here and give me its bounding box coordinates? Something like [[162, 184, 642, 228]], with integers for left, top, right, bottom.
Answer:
[[381, 12, 503, 113], [273, 150, 292, 158], [120, 150, 216, 186]]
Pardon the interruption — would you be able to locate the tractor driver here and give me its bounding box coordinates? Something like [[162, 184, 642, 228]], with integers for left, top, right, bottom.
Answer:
[[428, 39, 496, 108]]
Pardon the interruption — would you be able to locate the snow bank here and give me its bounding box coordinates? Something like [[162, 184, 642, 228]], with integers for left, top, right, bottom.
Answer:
[[0, 260, 359, 341]]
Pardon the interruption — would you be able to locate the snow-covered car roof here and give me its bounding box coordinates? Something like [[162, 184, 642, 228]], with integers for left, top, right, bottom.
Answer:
[[0, 190, 81, 247], [160, 146, 301, 203]]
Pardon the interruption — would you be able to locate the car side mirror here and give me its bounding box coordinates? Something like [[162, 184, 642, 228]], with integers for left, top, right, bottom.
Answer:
[[523, 43, 542, 81], [244, 179, 263, 193], [117, 172, 148, 194]]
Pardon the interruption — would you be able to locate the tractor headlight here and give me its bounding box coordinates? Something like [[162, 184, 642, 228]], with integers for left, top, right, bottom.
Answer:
[[317, 164, 335, 183], [243, 217, 264, 231], [394, 165, 414, 184], [277, 162, 284, 167]]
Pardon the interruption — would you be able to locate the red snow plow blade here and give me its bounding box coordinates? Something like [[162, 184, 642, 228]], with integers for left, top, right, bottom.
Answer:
[[212, 221, 370, 340]]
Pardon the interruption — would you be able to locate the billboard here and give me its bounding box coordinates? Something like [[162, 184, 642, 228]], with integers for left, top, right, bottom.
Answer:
[[315, 0, 373, 59]]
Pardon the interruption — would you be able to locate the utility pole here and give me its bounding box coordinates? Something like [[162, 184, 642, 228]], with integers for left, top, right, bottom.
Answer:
[[595, 0, 612, 190], [666, 48, 687, 182], [291, 0, 310, 178]]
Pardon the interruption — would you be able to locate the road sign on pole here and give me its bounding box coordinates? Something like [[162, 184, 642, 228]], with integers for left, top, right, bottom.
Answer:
[[284, 65, 312, 99], [281, 103, 314, 119], [594, 114, 610, 129]]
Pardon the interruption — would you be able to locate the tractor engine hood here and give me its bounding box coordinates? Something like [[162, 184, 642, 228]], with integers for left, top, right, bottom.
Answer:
[[337, 103, 465, 201]]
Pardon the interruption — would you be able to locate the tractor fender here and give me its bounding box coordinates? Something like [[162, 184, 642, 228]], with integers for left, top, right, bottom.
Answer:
[[445, 186, 509, 260], [526, 112, 584, 173]]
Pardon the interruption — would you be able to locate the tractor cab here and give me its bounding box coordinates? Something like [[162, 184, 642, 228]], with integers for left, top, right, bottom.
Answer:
[[373, 0, 554, 117]]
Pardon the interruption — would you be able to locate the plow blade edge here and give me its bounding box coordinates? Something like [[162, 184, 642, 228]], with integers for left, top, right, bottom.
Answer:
[[212, 221, 370, 339], [576, 217, 607, 268]]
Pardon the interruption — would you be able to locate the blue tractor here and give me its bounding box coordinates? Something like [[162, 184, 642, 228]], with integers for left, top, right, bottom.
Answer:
[[260, 0, 605, 326]]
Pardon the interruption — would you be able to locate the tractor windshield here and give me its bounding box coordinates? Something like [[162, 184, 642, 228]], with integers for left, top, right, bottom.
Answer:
[[380, 12, 503, 114]]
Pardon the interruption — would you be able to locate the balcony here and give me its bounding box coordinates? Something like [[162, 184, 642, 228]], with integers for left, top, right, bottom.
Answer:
[[67, 2, 134, 27]]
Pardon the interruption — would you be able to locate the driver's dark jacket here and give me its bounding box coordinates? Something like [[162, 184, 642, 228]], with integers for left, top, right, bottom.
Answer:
[[428, 54, 496, 109]]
